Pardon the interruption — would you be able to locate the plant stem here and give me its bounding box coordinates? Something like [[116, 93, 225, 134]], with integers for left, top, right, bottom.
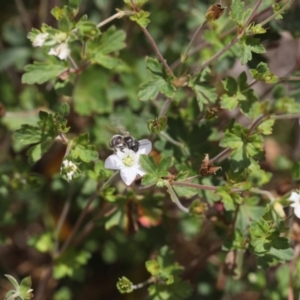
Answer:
[[259, 0, 293, 28], [271, 113, 300, 120], [164, 180, 189, 213], [54, 185, 73, 253], [96, 11, 134, 28], [68, 55, 79, 70], [58, 171, 119, 257], [195, 0, 263, 73], [132, 277, 155, 290], [160, 131, 190, 156], [14, 0, 32, 32], [182, 21, 208, 62], [171, 181, 276, 202], [140, 26, 174, 76]]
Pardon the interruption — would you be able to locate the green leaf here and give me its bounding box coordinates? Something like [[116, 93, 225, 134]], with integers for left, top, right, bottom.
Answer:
[[230, 0, 252, 27], [173, 185, 197, 198], [246, 134, 264, 156], [221, 72, 258, 115], [93, 52, 119, 69], [146, 260, 161, 275], [18, 276, 32, 300], [239, 36, 266, 64], [268, 247, 294, 261], [250, 62, 278, 84], [70, 133, 99, 163], [94, 26, 126, 54], [54, 249, 91, 279], [157, 156, 173, 174], [217, 187, 236, 211], [27, 139, 53, 164], [138, 78, 168, 100], [138, 57, 176, 101], [4, 275, 19, 290], [256, 119, 274, 135], [140, 155, 158, 173], [188, 81, 218, 111], [73, 66, 112, 115], [22, 62, 66, 85], [130, 10, 150, 27], [220, 94, 239, 110], [219, 132, 243, 149]]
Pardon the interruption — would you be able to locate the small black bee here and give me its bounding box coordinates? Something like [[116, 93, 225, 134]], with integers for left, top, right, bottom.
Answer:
[[109, 133, 140, 152]]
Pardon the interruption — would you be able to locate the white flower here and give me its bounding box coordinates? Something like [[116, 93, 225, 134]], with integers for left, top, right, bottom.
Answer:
[[104, 139, 152, 186], [61, 159, 78, 182], [33, 33, 49, 47], [288, 191, 300, 218], [48, 42, 70, 60]]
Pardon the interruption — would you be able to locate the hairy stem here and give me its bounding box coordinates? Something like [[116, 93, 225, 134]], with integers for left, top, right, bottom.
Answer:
[[96, 11, 134, 28], [196, 0, 263, 73], [58, 171, 119, 256], [140, 26, 174, 76]]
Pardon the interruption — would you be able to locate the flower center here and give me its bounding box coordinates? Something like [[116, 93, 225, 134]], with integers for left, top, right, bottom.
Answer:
[[122, 153, 136, 167]]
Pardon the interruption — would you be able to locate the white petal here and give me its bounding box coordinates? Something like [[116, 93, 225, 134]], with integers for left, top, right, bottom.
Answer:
[[33, 33, 48, 47], [289, 192, 300, 203], [294, 205, 300, 218], [48, 47, 57, 56], [48, 43, 70, 60], [138, 139, 152, 155], [291, 202, 298, 208], [120, 167, 137, 185], [104, 154, 122, 170]]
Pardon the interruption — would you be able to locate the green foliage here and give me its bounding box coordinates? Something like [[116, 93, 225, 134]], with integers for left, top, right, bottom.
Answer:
[[2, 0, 300, 299], [4, 275, 33, 300], [238, 35, 266, 64], [138, 57, 176, 100], [54, 249, 91, 279], [250, 62, 278, 83], [22, 62, 67, 85], [130, 10, 151, 27], [230, 0, 252, 27], [140, 155, 173, 185], [145, 246, 193, 299], [220, 71, 258, 115]]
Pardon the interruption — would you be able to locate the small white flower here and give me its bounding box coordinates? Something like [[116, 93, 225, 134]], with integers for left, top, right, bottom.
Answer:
[[288, 191, 300, 218], [104, 139, 152, 186], [61, 159, 78, 182], [33, 33, 49, 47], [48, 42, 70, 60]]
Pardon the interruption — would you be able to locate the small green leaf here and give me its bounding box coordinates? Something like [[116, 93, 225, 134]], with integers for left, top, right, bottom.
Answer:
[[157, 156, 173, 174], [130, 10, 150, 27], [19, 276, 33, 300], [250, 62, 278, 84], [138, 57, 176, 101], [219, 132, 243, 149], [256, 119, 274, 135], [140, 155, 158, 173], [146, 260, 161, 275], [230, 0, 252, 27], [93, 26, 126, 54], [173, 185, 197, 198], [22, 62, 66, 85], [239, 36, 266, 64], [4, 275, 19, 290], [70, 133, 99, 163]]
